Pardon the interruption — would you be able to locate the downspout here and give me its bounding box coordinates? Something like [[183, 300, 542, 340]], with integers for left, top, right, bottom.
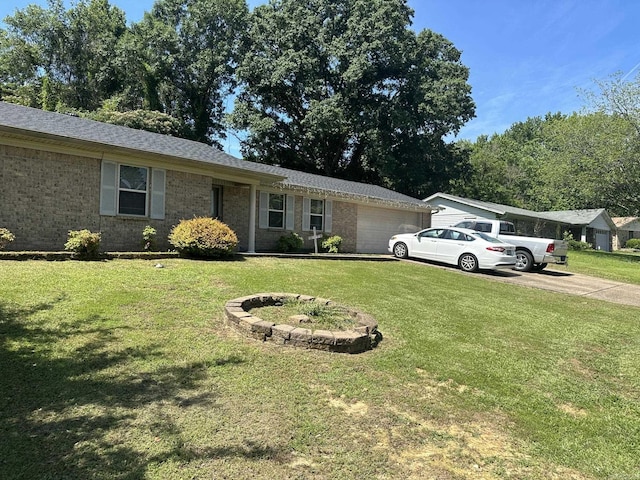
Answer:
[[248, 184, 257, 253]]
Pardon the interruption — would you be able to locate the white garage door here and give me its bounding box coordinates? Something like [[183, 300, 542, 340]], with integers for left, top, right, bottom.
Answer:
[[357, 205, 421, 253]]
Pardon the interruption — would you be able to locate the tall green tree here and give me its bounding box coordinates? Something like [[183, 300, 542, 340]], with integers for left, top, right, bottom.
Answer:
[[121, 0, 248, 146], [454, 110, 640, 217], [230, 0, 474, 196], [538, 112, 640, 216], [451, 115, 560, 208], [0, 0, 127, 110]]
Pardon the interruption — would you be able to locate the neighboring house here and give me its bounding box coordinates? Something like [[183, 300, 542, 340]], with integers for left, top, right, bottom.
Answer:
[[0, 102, 430, 254], [537, 209, 616, 252], [613, 217, 640, 249], [425, 192, 615, 251]]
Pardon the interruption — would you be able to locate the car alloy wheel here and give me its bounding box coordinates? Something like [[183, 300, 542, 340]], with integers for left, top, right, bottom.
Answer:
[[393, 242, 408, 259], [514, 250, 534, 272], [458, 253, 478, 272]]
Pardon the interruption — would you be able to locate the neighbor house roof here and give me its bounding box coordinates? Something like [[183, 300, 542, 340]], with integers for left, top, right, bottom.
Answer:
[[424, 192, 543, 219], [0, 101, 428, 210], [425, 192, 616, 227], [538, 208, 615, 228], [613, 217, 640, 228]]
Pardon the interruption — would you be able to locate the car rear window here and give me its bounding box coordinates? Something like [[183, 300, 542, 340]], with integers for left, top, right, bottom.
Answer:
[[471, 232, 504, 243]]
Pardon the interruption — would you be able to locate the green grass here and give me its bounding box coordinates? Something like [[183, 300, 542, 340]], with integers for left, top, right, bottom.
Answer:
[[254, 299, 357, 331], [1, 257, 639, 479], [551, 249, 640, 284]]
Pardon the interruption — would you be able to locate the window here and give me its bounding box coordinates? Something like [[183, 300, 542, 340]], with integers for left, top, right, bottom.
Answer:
[[268, 193, 285, 228], [100, 161, 165, 219], [302, 197, 332, 233], [309, 199, 324, 230], [420, 229, 444, 238], [259, 192, 294, 230], [119, 165, 148, 216]]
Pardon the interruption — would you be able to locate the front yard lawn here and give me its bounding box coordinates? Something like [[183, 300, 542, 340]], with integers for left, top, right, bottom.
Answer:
[[1, 257, 639, 479], [552, 249, 640, 284]]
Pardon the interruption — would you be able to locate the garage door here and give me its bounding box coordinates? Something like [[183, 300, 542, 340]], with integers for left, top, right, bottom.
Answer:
[[356, 205, 421, 253], [595, 229, 610, 252]]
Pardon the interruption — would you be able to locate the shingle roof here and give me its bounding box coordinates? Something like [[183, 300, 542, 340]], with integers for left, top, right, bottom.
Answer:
[[539, 208, 616, 228], [0, 101, 427, 209], [424, 192, 541, 218], [426, 192, 615, 226], [0, 101, 267, 175], [253, 162, 428, 208], [613, 216, 640, 228]]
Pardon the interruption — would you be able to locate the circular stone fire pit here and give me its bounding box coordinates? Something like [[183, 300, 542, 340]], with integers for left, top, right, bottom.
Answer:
[[224, 293, 380, 353]]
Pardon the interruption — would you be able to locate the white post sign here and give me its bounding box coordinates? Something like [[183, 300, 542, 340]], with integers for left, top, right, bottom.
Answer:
[[307, 227, 323, 254]]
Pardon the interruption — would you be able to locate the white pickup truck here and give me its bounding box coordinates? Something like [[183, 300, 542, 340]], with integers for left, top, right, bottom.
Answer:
[[453, 219, 568, 272]]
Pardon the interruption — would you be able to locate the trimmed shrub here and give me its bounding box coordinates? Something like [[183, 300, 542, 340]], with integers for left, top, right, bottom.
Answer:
[[625, 238, 640, 249], [142, 225, 158, 251], [0, 228, 15, 250], [568, 239, 592, 251], [64, 229, 102, 260], [321, 235, 343, 253], [563, 231, 592, 251], [169, 217, 238, 258], [277, 232, 304, 253]]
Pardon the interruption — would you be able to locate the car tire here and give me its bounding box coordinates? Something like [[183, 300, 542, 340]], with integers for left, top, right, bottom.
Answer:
[[514, 250, 534, 272], [458, 253, 478, 272], [393, 242, 409, 259]]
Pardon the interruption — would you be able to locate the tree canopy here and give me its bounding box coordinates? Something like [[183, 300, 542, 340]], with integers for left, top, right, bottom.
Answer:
[[6, 0, 639, 216], [229, 0, 475, 196], [451, 72, 640, 217]]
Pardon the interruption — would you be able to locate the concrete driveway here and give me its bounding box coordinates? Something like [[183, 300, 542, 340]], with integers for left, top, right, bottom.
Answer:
[[483, 268, 640, 308], [402, 258, 640, 308]]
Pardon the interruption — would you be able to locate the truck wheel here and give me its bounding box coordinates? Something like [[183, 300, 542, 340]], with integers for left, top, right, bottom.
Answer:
[[458, 253, 479, 272], [393, 242, 408, 259], [514, 250, 533, 272]]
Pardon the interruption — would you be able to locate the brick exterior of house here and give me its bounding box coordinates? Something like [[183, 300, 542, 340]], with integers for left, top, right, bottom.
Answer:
[[1, 102, 432, 254], [1, 143, 423, 253]]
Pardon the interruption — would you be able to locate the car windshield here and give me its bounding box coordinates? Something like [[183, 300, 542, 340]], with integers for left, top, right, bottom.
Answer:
[[471, 231, 504, 243]]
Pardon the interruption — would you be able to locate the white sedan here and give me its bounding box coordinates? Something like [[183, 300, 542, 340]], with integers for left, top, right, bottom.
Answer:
[[388, 227, 517, 272]]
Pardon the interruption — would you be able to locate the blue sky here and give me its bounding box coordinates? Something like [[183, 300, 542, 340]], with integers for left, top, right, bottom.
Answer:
[[2, 0, 640, 146]]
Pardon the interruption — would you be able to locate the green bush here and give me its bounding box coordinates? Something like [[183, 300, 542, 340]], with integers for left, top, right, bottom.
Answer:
[[321, 235, 343, 253], [64, 229, 102, 260], [568, 240, 592, 251], [625, 238, 640, 249], [277, 232, 304, 253], [142, 225, 158, 251], [169, 217, 238, 258], [563, 231, 592, 251], [0, 227, 15, 250]]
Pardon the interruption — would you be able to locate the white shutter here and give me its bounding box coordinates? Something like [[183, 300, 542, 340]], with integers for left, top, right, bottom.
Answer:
[[100, 161, 117, 216], [150, 168, 166, 219], [324, 200, 333, 233], [302, 197, 311, 231], [285, 195, 295, 230], [259, 191, 269, 229]]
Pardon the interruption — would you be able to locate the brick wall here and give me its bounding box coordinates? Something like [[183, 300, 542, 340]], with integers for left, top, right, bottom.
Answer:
[[221, 185, 250, 251], [2, 143, 427, 254], [329, 201, 357, 252], [253, 194, 359, 253], [1, 144, 101, 250], [0, 144, 249, 251]]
